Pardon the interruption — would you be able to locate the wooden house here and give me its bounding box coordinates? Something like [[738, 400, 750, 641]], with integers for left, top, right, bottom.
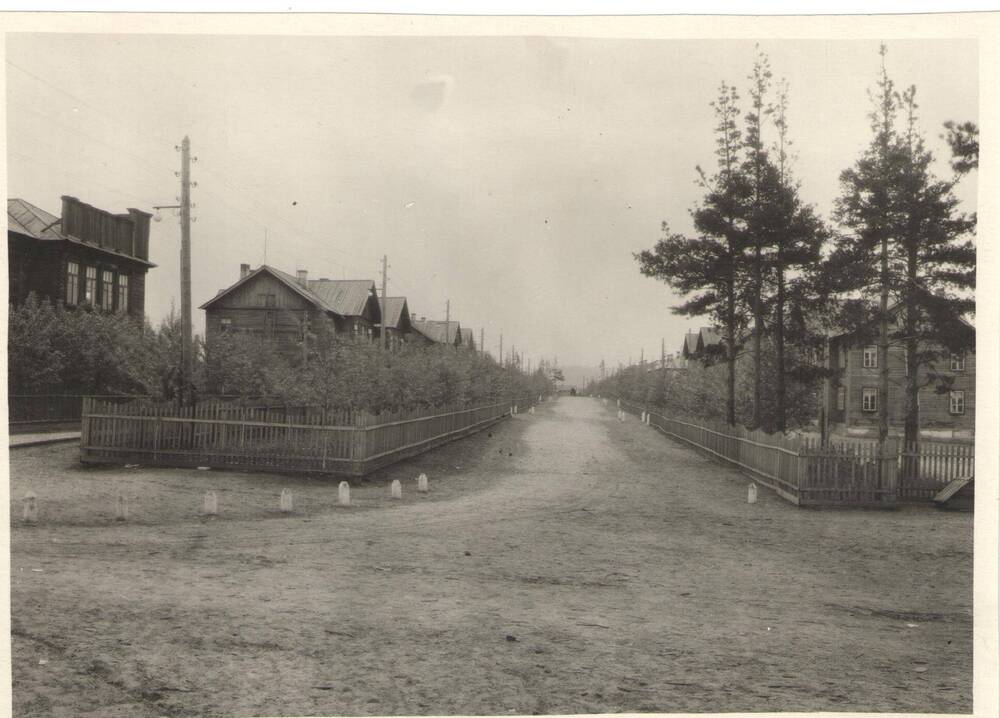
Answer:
[[680, 326, 722, 367], [7, 196, 154, 318], [411, 317, 463, 347], [377, 297, 415, 348], [200, 264, 381, 349], [824, 309, 975, 439]]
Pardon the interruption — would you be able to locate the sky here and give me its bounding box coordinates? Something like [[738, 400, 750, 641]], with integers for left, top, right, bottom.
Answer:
[[5, 35, 978, 371]]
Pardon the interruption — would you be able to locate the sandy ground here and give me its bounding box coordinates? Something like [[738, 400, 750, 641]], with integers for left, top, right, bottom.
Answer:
[[9, 397, 972, 716]]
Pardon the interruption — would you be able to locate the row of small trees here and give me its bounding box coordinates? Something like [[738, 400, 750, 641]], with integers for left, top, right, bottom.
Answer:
[[8, 295, 555, 412], [630, 46, 976, 439]]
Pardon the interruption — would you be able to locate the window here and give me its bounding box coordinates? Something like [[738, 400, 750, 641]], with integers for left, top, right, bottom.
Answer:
[[257, 293, 276, 307], [101, 270, 114, 310], [220, 318, 232, 332], [950, 353, 966, 372], [950, 390, 965, 415], [117, 274, 129, 313], [66, 261, 80, 305], [836, 386, 846, 411], [84, 266, 97, 304], [862, 387, 878, 413], [862, 345, 878, 369]]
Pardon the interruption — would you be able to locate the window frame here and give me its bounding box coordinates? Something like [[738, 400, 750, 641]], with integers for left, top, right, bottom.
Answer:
[[83, 266, 97, 305], [949, 390, 965, 415], [101, 269, 115, 311], [66, 261, 80, 305], [862, 387, 878, 413], [220, 317, 233, 332], [117, 273, 129, 313], [862, 345, 878, 369], [950, 353, 966, 372], [836, 386, 846, 411]]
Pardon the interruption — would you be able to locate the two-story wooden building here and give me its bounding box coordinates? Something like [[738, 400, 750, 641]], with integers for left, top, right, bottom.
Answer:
[[7, 196, 154, 318], [824, 310, 975, 440], [200, 264, 382, 349]]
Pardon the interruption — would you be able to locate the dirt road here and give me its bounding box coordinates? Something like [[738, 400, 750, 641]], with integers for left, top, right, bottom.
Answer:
[[10, 397, 972, 716]]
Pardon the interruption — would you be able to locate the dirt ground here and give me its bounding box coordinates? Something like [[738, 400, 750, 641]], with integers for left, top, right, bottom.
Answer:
[[9, 397, 972, 716]]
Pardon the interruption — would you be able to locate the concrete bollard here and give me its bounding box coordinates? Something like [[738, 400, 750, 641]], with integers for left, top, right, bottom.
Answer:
[[617, 398, 621, 408], [280, 488, 293, 513], [22, 492, 38, 524], [390, 479, 402, 499], [115, 494, 128, 521], [529, 406, 535, 415], [417, 473, 429, 493], [748, 483, 758, 504], [538, 394, 542, 402], [203, 491, 218, 516], [338, 481, 351, 507]]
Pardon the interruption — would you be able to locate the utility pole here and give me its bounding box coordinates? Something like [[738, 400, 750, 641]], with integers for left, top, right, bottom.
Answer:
[[480, 327, 484, 357], [179, 136, 194, 405], [499, 332, 503, 366], [380, 254, 388, 349], [445, 298, 451, 346], [661, 337, 665, 368]]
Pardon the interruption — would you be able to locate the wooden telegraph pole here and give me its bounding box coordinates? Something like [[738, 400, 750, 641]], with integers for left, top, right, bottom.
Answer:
[[179, 137, 194, 405], [380, 254, 388, 349]]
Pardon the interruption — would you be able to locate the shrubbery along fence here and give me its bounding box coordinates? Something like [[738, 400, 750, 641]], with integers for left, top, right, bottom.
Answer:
[[81, 395, 538, 476], [617, 399, 972, 507]]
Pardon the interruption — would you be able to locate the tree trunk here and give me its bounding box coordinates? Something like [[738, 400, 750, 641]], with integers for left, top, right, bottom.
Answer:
[[903, 247, 920, 448], [752, 247, 763, 428], [878, 235, 891, 448], [726, 263, 738, 427], [775, 259, 787, 432]]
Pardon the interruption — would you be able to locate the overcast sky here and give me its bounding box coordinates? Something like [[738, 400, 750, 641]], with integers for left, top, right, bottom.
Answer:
[[5, 35, 977, 371]]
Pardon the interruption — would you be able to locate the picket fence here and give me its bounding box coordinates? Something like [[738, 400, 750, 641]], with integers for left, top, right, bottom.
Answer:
[[81, 395, 537, 476], [618, 399, 973, 507]]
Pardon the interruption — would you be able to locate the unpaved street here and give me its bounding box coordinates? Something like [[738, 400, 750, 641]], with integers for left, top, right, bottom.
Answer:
[[10, 397, 972, 716]]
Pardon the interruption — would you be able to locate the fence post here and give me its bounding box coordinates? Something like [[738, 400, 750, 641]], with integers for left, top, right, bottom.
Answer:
[[881, 437, 899, 504]]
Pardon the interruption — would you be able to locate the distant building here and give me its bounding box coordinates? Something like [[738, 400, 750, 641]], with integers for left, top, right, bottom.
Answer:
[[411, 317, 463, 347], [679, 326, 723, 367], [378, 297, 415, 348], [200, 264, 381, 349], [7, 196, 155, 318], [824, 308, 975, 439]]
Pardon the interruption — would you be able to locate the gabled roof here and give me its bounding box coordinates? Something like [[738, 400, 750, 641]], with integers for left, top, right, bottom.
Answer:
[[381, 297, 412, 331], [682, 331, 700, 358], [459, 327, 475, 348], [308, 279, 380, 320], [199, 264, 335, 313], [696, 327, 722, 351], [8, 198, 65, 240], [411, 318, 462, 345], [7, 197, 156, 267]]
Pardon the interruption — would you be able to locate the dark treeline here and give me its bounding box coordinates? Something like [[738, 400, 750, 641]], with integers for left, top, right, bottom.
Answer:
[[8, 295, 554, 412], [609, 45, 975, 436]]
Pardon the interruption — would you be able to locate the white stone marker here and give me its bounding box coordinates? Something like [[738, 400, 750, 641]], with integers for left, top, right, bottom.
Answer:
[[280, 489, 294, 513], [22, 492, 38, 523], [617, 398, 621, 408], [390, 479, 402, 499], [529, 406, 535, 415], [417, 473, 429, 493], [748, 483, 758, 504], [338, 481, 351, 507], [115, 494, 128, 521], [203, 491, 218, 516]]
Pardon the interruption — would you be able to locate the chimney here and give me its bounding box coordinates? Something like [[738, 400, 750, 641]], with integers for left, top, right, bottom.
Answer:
[[296, 269, 308, 287], [240, 263, 251, 279]]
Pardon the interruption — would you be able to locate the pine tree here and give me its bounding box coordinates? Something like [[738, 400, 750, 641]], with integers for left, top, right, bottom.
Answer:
[[636, 83, 752, 426], [832, 46, 975, 449]]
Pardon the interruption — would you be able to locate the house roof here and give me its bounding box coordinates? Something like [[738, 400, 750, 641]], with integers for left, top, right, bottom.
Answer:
[[381, 297, 411, 330], [411, 318, 461, 345], [308, 279, 379, 319], [459, 327, 475, 347], [7, 197, 156, 267], [199, 264, 333, 313], [682, 331, 700, 357]]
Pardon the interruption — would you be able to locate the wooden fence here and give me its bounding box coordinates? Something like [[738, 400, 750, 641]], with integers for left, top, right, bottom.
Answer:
[[81, 395, 537, 476], [618, 399, 972, 507]]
